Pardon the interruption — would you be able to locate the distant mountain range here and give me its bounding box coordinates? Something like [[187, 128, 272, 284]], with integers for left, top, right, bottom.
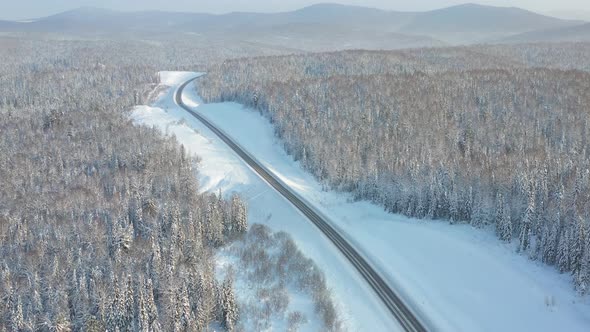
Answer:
[[502, 23, 590, 43], [0, 3, 588, 48], [547, 10, 590, 22]]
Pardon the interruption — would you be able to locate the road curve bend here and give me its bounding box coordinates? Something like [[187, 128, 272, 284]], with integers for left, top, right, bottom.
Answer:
[[175, 76, 429, 332]]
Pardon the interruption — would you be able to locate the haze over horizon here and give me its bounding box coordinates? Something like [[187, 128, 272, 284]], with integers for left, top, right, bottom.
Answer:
[[2, 0, 590, 20]]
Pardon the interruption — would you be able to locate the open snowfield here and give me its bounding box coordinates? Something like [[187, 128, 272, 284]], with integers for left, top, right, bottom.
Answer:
[[131, 71, 590, 332]]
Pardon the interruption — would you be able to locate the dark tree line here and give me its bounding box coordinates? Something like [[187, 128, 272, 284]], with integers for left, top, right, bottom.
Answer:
[[197, 43, 590, 294]]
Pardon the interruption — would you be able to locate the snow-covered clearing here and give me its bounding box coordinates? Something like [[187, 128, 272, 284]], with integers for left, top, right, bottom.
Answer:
[[132, 71, 590, 332]]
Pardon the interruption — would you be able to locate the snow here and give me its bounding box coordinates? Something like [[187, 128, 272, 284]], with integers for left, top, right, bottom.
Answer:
[[132, 71, 590, 332], [214, 229, 327, 331], [131, 71, 398, 332], [157, 71, 197, 87]]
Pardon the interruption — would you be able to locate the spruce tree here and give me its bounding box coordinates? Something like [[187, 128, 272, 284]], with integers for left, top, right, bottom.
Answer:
[[206, 198, 224, 247], [571, 217, 586, 286], [449, 190, 459, 224], [498, 196, 512, 242], [123, 275, 135, 331], [557, 227, 571, 273], [495, 192, 504, 235], [230, 194, 248, 237], [541, 212, 559, 265], [179, 284, 193, 330], [519, 190, 535, 252], [221, 277, 238, 332], [577, 234, 590, 295], [10, 294, 24, 332], [145, 279, 160, 331], [471, 195, 487, 228], [106, 276, 123, 332], [137, 280, 150, 332]]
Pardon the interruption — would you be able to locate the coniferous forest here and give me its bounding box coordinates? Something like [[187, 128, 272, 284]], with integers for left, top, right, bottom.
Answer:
[[2, 26, 590, 331], [197, 43, 590, 293], [0, 40, 244, 331], [0, 37, 342, 331]]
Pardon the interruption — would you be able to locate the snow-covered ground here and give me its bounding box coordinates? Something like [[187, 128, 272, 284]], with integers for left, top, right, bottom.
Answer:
[[132, 71, 590, 332], [133, 71, 399, 332], [215, 224, 340, 331]]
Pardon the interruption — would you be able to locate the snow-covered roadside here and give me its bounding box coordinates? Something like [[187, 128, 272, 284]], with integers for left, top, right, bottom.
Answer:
[[215, 224, 340, 331], [173, 76, 590, 331], [131, 71, 400, 332]]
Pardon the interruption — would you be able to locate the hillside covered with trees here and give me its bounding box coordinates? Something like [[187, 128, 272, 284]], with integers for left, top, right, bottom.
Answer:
[[0, 38, 256, 331], [0, 36, 347, 331], [197, 42, 590, 293]]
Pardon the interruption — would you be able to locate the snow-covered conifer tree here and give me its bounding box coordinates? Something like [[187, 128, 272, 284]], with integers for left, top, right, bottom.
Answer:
[[519, 189, 535, 252]]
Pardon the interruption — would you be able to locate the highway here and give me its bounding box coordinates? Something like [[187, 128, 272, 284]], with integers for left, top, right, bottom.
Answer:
[[175, 76, 428, 332]]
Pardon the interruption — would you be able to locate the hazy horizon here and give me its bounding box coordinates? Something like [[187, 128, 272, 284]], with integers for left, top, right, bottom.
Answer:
[[2, 0, 590, 21]]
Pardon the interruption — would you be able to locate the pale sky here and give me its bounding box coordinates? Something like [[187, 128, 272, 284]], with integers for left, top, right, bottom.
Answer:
[[1, 0, 589, 20]]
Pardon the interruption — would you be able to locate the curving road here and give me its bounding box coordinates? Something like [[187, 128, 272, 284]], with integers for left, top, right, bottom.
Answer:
[[175, 76, 428, 332]]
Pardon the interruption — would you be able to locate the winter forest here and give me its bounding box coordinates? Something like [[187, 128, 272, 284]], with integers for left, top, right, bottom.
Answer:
[[0, 37, 339, 331], [197, 43, 590, 293], [3, 25, 590, 331]]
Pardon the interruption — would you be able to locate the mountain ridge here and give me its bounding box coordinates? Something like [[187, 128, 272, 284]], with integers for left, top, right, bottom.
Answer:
[[0, 3, 584, 46], [501, 22, 590, 43]]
